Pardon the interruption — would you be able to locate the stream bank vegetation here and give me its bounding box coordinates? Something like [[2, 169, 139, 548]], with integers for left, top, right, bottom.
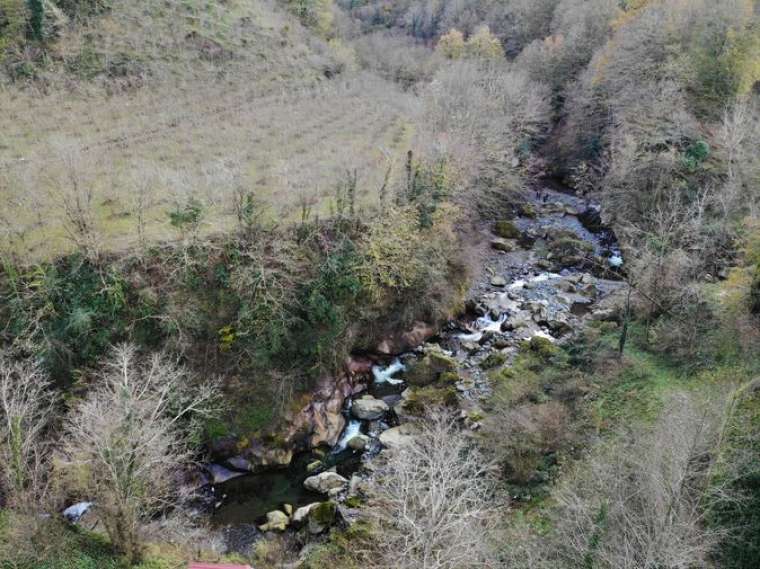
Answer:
[[1, 0, 760, 567]]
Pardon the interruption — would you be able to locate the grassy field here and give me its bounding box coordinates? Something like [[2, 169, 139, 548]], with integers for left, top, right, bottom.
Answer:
[[0, 0, 416, 259]]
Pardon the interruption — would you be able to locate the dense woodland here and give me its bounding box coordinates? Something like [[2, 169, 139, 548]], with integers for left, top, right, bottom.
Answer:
[[0, 0, 759, 568]]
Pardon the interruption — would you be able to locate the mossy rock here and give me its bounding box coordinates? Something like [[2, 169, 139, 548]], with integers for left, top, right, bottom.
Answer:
[[405, 386, 459, 415], [548, 236, 594, 266], [439, 371, 460, 384], [520, 336, 559, 359], [311, 501, 337, 525], [428, 349, 457, 372], [491, 238, 516, 252], [480, 351, 507, 369], [406, 347, 458, 386], [517, 203, 537, 218], [494, 220, 521, 239], [308, 501, 337, 534]]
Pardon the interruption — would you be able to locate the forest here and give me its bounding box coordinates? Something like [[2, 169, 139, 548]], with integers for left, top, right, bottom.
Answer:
[[0, 0, 759, 568]]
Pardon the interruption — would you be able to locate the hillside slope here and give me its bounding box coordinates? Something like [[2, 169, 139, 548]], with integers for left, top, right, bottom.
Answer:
[[0, 0, 414, 259]]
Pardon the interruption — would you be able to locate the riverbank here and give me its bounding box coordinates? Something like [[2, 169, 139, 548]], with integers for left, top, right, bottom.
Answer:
[[199, 180, 627, 555]]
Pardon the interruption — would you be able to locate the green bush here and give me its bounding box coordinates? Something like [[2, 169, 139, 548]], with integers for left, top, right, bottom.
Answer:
[[2, 255, 128, 383], [480, 351, 507, 369], [493, 220, 521, 239]]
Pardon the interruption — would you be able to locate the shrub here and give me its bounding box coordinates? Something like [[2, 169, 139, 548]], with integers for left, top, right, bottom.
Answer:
[[493, 220, 520, 239], [521, 336, 559, 359], [480, 351, 507, 369], [484, 400, 570, 484], [436, 28, 465, 59], [404, 385, 458, 415], [2, 255, 129, 383]]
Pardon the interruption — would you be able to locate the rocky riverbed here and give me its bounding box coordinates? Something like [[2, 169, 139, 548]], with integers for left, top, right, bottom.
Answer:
[[201, 183, 627, 554]]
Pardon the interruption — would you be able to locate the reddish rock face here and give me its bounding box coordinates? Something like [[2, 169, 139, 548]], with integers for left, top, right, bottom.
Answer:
[[375, 321, 435, 355], [283, 356, 371, 451]]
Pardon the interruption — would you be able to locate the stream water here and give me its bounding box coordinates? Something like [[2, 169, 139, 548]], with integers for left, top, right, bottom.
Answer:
[[205, 181, 623, 543], [209, 358, 408, 531]]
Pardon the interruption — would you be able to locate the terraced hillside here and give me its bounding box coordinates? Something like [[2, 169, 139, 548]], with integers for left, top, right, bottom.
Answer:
[[0, 0, 414, 258]]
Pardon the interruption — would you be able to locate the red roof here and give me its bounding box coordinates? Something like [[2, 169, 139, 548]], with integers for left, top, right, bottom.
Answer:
[[189, 564, 252, 569]]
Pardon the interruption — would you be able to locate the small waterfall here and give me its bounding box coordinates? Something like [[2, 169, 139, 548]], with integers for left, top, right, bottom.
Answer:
[[372, 358, 405, 385], [458, 313, 508, 342], [334, 418, 363, 453]]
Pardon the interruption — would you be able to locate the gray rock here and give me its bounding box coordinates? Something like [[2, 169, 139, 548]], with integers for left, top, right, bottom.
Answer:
[[207, 463, 246, 484], [293, 502, 319, 525], [351, 396, 389, 420], [379, 424, 420, 450], [259, 509, 289, 532], [225, 455, 252, 472], [63, 502, 93, 523], [590, 308, 618, 322], [491, 276, 507, 287], [304, 471, 349, 494], [347, 434, 370, 451]]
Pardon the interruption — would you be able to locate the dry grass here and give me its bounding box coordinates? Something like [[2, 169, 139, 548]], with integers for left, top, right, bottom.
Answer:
[[0, 0, 416, 259], [0, 71, 415, 258]]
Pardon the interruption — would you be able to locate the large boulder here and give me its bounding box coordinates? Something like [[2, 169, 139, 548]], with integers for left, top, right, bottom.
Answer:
[[207, 463, 246, 484], [493, 220, 521, 239], [405, 346, 458, 387], [351, 396, 389, 420], [347, 434, 371, 451], [308, 501, 337, 535], [304, 471, 349, 495], [286, 360, 369, 449], [379, 423, 420, 450], [293, 502, 320, 525]]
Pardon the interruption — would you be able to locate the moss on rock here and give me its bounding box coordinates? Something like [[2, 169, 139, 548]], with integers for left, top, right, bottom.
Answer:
[[494, 220, 521, 239], [480, 351, 507, 369], [311, 501, 337, 525], [406, 346, 458, 386], [521, 336, 559, 359], [405, 386, 459, 415]]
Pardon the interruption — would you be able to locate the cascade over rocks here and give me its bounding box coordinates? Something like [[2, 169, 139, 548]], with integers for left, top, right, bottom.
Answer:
[[284, 355, 373, 450], [208, 181, 626, 550]]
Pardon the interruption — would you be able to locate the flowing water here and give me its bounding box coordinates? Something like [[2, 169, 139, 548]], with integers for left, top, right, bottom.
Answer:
[[210, 358, 408, 530], [206, 180, 623, 541]]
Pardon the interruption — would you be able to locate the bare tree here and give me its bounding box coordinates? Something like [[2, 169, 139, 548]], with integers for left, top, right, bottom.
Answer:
[[0, 355, 56, 511], [129, 167, 155, 254], [47, 141, 100, 259], [61, 344, 219, 564], [549, 392, 729, 569], [366, 411, 500, 569]]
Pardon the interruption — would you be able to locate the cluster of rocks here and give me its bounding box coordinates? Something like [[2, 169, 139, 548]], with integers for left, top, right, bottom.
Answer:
[[258, 500, 338, 535], [201, 184, 626, 556]]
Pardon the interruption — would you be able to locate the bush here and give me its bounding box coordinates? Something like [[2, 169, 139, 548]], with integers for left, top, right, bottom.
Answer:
[[2, 254, 129, 383], [484, 400, 570, 484], [404, 385, 458, 415]]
